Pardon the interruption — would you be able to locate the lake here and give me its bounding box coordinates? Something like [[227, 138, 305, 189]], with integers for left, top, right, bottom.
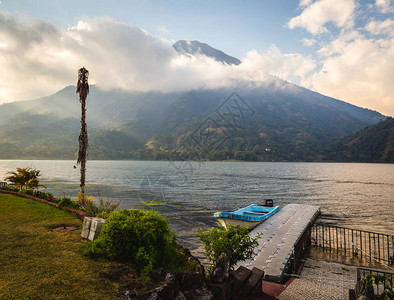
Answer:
[[0, 160, 393, 253]]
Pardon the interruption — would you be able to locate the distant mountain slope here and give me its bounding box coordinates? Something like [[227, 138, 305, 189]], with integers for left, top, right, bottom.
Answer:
[[0, 40, 387, 161], [0, 86, 182, 128], [322, 117, 394, 162], [155, 84, 383, 137], [173, 40, 241, 65], [0, 82, 386, 161], [144, 84, 386, 161]]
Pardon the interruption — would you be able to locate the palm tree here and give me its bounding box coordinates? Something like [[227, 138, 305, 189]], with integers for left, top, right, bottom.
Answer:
[[76, 67, 89, 196], [5, 167, 45, 191]]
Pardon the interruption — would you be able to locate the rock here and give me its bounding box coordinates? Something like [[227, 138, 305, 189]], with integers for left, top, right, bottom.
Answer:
[[174, 291, 186, 300], [165, 272, 176, 281], [248, 267, 264, 295], [152, 267, 166, 280], [183, 288, 214, 300], [232, 266, 252, 298], [148, 291, 164, 300], [211, 253, 230, 283], [181, 271, 206, 291], [148, 244, 213, 300], [207, 278, 233, 300]]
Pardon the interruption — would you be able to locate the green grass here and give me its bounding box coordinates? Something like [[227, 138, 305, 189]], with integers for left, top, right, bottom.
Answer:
[[0, 193, 123, 299]]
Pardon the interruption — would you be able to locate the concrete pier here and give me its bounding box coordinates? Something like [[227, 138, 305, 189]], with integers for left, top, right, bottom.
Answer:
[[237, 203, 320, 283]]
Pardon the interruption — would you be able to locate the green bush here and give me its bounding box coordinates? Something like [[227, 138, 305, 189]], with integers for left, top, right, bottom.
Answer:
[[198, 223, 261, 270], [0, 185, 19, 192], [77, 193, 120, 217], [21, 189, 58, 203], [84, 209, 180, 280], [58, 197, 81, 209]]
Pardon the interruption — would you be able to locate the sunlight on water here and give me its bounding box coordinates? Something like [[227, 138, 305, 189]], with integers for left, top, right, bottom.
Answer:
[[0, 160, 393, 253]]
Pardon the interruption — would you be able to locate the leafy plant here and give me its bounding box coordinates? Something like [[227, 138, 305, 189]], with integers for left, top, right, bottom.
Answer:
[[4, 167, 46, 191], [198, 223, 262, 270], [77, 192, 121, 217], [0, 185, 19, 192], [58, 197, 81, 209], [366, 273, 393, 300], [84, 209, 180, 280]]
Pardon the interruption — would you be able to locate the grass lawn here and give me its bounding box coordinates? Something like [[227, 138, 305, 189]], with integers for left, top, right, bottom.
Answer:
[[0, 192, 152, 299]]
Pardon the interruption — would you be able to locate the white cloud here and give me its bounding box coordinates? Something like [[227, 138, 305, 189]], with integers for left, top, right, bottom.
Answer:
[[0, 11, 68, 101], [375, 0, 393, 13], [246, 46, 316, 84], [0, 12, 393, 117], [158, 25, 170, 35], [303, 38, 316, 46], [365, 18, 394, 36], [0, 14, 288, 102], [288, 0, 356, 35], [304, 33, 394, 116], [286, 0, 394, 116], [300, 0, 313, 7]]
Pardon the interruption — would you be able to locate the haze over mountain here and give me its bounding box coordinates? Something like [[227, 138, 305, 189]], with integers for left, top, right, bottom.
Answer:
[[0, 41, 389, 162], [173, 40, 241, 65]]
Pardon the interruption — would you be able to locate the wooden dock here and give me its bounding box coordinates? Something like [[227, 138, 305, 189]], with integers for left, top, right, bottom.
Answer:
[[237, 203, 320, 283]]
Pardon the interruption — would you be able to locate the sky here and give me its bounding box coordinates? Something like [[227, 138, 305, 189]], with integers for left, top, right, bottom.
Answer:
[[0, 0, 393, 116]]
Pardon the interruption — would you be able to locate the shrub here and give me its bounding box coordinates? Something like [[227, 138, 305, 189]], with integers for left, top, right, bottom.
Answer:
[[84, 209, 179, 280], [0, 185, 19, 192], [198, 223, 261, 270], [32, 190, 48, 198], [44, 192, 57, 203], [77, 193, 120, 217], [58, 197, 81, 209], [14, 189, 59, 203]]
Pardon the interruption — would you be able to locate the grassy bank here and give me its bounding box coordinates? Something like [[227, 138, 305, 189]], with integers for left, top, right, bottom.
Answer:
[[0, 193, 148, 299]]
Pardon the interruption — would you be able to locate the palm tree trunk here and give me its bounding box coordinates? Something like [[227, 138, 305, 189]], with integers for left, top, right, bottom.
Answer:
[[76, 67, 89, 196], [79, 99, 87, 194]]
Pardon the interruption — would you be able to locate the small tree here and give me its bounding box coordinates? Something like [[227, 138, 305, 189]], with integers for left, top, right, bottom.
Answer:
[[198, 223, 261, 270], [4, 167, 45, 191]]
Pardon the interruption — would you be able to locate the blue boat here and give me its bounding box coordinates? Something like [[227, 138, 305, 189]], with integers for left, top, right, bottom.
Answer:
[[214, 200, 280, 229]]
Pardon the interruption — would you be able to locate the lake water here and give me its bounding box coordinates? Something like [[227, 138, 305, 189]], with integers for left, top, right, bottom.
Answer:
[[0, 160, 393, 253]]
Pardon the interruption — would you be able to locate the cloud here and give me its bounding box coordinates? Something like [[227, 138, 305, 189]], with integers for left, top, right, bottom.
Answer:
[[243, 46, 316, 84], [286, 1, 394, 116], [299, 0, 313, 7], [303, 38, 316, 46], [0, 11, 69, 101], [304, 31, 394, 115], [158, 25, 170, 35], [0, 11, 392, 116], [365, 18, 394, 36], [375, 0, 393, 13], [288, 0, 356, 35], [0, 13, 310, 102], [0, 14, 262, 101]]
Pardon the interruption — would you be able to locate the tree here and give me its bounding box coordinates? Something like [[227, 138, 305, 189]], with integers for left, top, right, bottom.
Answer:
[[198, 223, 261, 270], [4, 167, 45, 191], [76, 67, 89, 196]]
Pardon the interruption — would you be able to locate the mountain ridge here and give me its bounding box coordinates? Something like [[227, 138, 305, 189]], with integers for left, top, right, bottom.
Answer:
[[0, 40, 389, 162], [0, 84, 388, 161], [173, 40, 241, 65]]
